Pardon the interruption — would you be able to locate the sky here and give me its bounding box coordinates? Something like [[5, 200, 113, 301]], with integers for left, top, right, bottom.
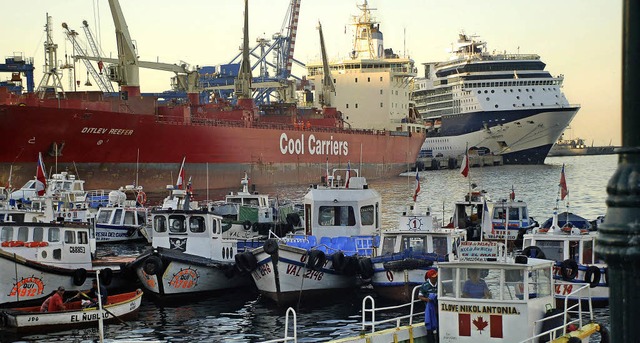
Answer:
[[1, 0, 622, 146]]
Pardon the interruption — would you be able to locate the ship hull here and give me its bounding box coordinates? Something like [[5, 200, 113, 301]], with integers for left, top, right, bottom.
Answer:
[[0, 105, 423, 194], [420, 107, 578, 164]]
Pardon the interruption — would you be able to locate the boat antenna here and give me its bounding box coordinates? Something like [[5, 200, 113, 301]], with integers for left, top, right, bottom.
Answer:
[[206, 162, 209, 203], [73, 161, 80, 180], [360, 143, 363, 178], [135, 148, 139, 187], [55, 142, 58, 174]]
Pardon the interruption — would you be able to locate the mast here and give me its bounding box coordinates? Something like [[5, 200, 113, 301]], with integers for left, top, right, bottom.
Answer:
[[235, 0, 254, 108], [36, 14, 65, 99]]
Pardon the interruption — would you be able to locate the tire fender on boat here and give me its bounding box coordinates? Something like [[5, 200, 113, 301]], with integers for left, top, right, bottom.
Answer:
[[331, 251, 346, 273], [357, 258, 374, 279], [100, 268, 114, 286], [235, 251, 258, 272], [522, 246, 546, 259], [242, 221, 252, 231], [597, 322, 610, 343], [584, 265, 601, 288], [73, 268, 87, 286], [143, 256, 164, 276], [560, 259, 579, 281], [306, 250, 326, 271], [263, 238, 279, 255]]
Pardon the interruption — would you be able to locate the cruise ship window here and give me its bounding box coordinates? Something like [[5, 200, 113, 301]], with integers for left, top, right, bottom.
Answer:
[[517, 96, 520, 100], [346, 104, 349, 108], [529, 96, 533, 99], [356, 104, 358, 108], [380, 77, 383, 81], [355, 78, 358, 83], [368, 77, 370, 82], [495, 105, 499, 108], [380, 89, 383, 94], [380, 103, 383, 107]]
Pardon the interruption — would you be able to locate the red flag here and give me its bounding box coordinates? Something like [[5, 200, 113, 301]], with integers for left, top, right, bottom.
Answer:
[[36, 152, 47, 196], [460, 151, 469, 177], [559, 164, 568, 200], [510, 185, 515, 201], [176, 157, 186, 189], [413, 171, 421, 202]]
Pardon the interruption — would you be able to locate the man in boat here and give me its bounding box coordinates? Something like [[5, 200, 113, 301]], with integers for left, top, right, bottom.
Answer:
[[72, 278, 108, 307], [41, 286, 66, 312], [418, 269, 439, 343], [462, 269, 492, 299]]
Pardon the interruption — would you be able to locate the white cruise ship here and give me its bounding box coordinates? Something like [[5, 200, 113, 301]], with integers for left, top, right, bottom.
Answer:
[[413, 33, 580, 164], [303, 1, 423, 134]]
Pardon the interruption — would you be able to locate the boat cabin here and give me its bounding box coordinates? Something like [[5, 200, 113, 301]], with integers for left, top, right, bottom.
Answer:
[[437, 241, 560, 341], [150, 210, 238, 261], [380, 204, 466, 260], [302, 171, 380, 238], [209, 173, 275, 225], [0, 222, 96, 269]]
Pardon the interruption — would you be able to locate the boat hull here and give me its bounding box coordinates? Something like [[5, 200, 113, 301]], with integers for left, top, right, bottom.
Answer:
[[370, 258, 437, 303], [132, 248, 251, 297], [553, 264, 609, 306], [0, 104, 424, 193], [0, 249, 135, 307], [0, 290, 143, 333], [249, 245, 358, 305], [420, 107, 579, 164]]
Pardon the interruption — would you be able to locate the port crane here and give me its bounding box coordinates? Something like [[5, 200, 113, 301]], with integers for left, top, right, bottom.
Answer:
[[36, 14, 66, 99], [62, 22, 115, 93]]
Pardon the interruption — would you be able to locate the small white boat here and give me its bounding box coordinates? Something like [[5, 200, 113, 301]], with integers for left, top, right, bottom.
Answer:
[[90, 185, 151, 243], [267, 241, 608, 343], [369, 203, 467, 303], [0, 289, 143, 333], [0, 218, 137, 307], [239, 168, 379, 305]]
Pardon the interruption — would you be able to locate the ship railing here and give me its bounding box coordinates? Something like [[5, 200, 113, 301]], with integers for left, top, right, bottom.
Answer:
[[360, 285, 425, 333], [520, 283, 594, 343]]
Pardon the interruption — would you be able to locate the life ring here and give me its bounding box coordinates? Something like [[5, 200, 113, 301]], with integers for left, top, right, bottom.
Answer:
[[560, 259, 579, 281], [522, 246, 546, 259], [0, 241, 9, 247], [39, 241, 49, 247], [306, 250, 326, 271], [100, 268, 114, 286], [584, 266, 601, 288], [242, 220, 252, 231], [136, 191, 147, 205], [263, 238, 279, 255], [234, 251, 258, 273], [357, 258, 374, 279], [331, 251, 346, 273], [143, 256, 164, 276], [73, 268, 88, 286]]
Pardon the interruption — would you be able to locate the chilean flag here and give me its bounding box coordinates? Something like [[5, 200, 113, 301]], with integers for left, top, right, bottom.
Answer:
[[459, 313, 503, 338], [413, 171, 421, 202], [36, 152, 47, 196], [559, 164, 568, 200], [460, 151, 469, 178], [176, 157, 186, 190]]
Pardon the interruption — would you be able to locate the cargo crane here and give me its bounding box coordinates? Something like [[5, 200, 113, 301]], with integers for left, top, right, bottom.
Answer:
[[317, 21, 335, 107], [36, 14, 65, 98], [80, 20, 115, 92], [203, 0, 305, 105], [0, 54, 35, 94], [62, 22, 115, 93]]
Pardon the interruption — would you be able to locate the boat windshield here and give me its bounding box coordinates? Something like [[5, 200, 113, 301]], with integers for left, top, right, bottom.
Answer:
[[439, 266, 552, 301]]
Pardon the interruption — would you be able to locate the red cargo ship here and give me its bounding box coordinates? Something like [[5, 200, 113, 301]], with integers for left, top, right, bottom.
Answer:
[[0, 0, 424, 196]]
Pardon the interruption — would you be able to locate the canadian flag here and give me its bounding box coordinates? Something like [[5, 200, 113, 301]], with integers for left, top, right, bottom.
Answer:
[[459, 313, 503, 338]]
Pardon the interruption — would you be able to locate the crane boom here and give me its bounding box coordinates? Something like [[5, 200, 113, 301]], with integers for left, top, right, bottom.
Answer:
[[317, 21, 334, 107], [107, 0, 139, 94], [62, 23, 115, 92], [279, 0, 301, 79]]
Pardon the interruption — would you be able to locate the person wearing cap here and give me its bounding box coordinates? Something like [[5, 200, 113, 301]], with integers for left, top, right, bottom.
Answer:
[[72, 278, 108, 307], [41, 286, 66, 312], [418, 269, 439, 343]]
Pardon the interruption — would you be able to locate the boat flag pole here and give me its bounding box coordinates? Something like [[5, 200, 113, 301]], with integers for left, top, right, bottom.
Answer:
[[135, 148, 139, 188]]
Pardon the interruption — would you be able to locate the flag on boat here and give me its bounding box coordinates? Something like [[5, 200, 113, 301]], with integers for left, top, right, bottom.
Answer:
[[413, 171, 421, 202], [36, 152, 47, 196], [6, 165, 12, 189], [460, 150, 469, 178], [345, 161, 351, 188], [187, 176, 193, 200], [482, 196, 492, 236], [510, 185, 515, 201], [458, 313, 503, 338], [176, 157, 186, 189], [559, 164, 568, 200]]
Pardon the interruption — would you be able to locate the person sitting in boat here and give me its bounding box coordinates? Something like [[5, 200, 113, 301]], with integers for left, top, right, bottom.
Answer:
[[418, 269, 439, 343], [462, 269, 492, 299], [40, 286, 66, 312], [71, 278, 108, 308]]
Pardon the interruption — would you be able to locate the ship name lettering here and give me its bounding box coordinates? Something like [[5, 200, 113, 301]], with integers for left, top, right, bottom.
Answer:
[[81, 127, 109, 134], [279, 133, 349, 156], [108, 128, 134, 136]]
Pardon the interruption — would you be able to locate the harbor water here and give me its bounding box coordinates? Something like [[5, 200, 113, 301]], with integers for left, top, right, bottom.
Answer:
[[1, 155, 615, 342]]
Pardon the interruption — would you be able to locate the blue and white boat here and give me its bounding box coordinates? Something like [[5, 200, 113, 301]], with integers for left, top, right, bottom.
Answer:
[[369, 203, 466, 303], [413, 33, 580, 164], [238, 169, 379, 305]]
